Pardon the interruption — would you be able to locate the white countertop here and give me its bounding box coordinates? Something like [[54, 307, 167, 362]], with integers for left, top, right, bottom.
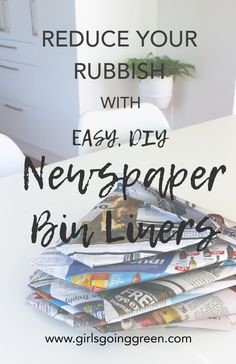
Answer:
[[0, 115, 236, 364]]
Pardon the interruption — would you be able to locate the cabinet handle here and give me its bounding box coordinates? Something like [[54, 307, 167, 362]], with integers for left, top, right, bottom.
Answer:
[[30, 0, 38, 36], [0, 0, 5, 31], [0, 0, 10, 33], [0, 43, 17, 49], [4, 104, 24, 112], [0, 64, 19, 71]]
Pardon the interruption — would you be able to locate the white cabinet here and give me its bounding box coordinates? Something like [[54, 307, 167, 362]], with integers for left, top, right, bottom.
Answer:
[[0, 39, 37, 64], [0, 97, 41, 144], [0, 0, 41, 158], [35, 0, 80, 160], [0, 0, 37, 42], [0, 0, 80, 162], [0, 60, 39, 107], [0, 0, 158, 162]]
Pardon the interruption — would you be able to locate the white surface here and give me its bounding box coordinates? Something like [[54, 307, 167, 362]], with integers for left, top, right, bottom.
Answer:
[[0, 133, 24, 176], [0, 115, 236, 363]]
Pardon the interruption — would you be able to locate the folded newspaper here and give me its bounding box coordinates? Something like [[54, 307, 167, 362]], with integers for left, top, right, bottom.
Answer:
[[29, 262, 236, 322], [97, 286, 236, 333], [33, 241, 236, 292], [27, 286, 236, 333], [56, 180, 236, 267], [27, 180, 236, 332]]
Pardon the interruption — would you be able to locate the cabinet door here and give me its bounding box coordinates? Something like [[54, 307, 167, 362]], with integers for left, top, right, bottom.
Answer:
[[0, 97, 41, 145], [0, 0, 38, 42]]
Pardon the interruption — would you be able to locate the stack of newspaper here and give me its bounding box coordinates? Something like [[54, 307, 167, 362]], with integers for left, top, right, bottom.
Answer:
[[27, 181, 236, 332]]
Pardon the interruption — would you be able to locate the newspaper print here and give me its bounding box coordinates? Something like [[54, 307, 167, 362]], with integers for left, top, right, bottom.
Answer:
[[101, 265, 236, 322], [27, 287, 236, 333], [34, 241, 236, 292], [29, 270, 104, 320], [30, 265, 236, 323], [56, 180, 236, 266], [27, 291, 104, 331], [98, 287, 236, 332]]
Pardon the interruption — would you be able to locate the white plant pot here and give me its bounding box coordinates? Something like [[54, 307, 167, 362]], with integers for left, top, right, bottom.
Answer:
[[139, 76, 173, 110]]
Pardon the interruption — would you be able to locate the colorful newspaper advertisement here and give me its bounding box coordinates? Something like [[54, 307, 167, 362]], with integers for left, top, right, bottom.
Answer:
[[30, 264, 236, 322], [98, 287, 236, 333], [34, 241, 236, 292], [101, 265, 236, 322]]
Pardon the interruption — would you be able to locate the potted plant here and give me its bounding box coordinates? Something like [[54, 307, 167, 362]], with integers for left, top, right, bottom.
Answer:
[[128, 53, 195, 109]]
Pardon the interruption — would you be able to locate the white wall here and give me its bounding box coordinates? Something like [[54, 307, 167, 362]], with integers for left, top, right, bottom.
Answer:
[[77, 0, 236, 125], [76, 0, 159, 113], [157, 0, 236, 128], [36, 0, 80, 158]]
